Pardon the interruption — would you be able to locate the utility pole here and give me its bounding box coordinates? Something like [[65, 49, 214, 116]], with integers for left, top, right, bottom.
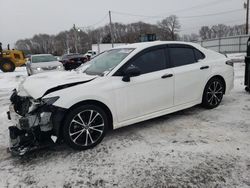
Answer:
[[73, 24, 79, 53], [109, 10, 114, 48], [245, 0, 249, 34]]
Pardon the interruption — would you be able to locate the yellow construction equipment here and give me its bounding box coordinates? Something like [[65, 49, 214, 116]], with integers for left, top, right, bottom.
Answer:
[[0, 43, 26, 72]]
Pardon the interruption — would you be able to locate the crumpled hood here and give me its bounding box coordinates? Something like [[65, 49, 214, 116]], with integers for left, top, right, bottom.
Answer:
[[19, 71, 97, 99]]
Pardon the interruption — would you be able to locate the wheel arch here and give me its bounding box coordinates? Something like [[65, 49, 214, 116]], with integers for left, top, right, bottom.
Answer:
[[55, 100, 114, 139], [69, 100, 113, 129], [205, 75, 226, 94]]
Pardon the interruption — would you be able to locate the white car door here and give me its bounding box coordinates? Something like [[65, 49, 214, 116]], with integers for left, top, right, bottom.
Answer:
[[169, 44, 211, 106], [112, 47, 174, 123]]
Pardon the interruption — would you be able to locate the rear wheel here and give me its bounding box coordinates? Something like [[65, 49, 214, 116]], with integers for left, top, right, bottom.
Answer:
[[202, 78, 225, 109], [0, 60, 15, 72], [63, 105, 108, 150]]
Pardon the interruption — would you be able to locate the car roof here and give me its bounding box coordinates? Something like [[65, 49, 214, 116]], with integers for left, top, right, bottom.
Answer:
[[114, 41, 202, 51]]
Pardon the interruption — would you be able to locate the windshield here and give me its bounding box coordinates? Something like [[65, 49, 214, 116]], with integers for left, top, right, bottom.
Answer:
[[84, 48, 134, 76], [31, 55, 57, 63]]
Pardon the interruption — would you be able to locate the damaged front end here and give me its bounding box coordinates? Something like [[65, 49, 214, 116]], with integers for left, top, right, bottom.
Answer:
[[7, 89, 65, 156]]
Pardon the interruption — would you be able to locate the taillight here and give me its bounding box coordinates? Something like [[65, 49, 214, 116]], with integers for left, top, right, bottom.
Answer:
[[226, 60, 234, 67]]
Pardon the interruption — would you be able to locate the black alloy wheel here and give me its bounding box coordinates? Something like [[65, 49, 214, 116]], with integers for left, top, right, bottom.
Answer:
[[202, 78, 225, 109], [63, 105, 108, 150]]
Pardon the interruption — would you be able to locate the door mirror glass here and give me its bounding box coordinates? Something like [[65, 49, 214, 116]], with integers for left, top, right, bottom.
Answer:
[[122, 65, 141, 82]]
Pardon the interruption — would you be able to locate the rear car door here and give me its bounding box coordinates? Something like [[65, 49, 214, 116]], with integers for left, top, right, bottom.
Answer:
[[112, 46, 174, 122], [168, 44, 210, 106]]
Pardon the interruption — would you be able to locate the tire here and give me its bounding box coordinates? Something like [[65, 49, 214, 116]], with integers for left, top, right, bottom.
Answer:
[[63, 105, 108, 150], [0, 60, 15, 72], [202, 77, 225, 109], [245, 87, 250, 93]]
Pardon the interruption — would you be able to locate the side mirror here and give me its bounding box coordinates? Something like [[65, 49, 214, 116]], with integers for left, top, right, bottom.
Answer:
[[122, 66, 141, 82]]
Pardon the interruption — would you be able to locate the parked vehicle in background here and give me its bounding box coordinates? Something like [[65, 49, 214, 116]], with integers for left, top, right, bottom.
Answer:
[[7, 41, 234, 155], [26, 54, 64, 75], [84, 50, 97, 58], [0, 43, 26, 72], [60, 54, 88, 70]]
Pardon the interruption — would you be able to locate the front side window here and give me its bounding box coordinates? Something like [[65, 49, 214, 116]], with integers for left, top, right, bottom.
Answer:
[[84, 48, 134, 76], [127, 48, 167, 75], [169, 47, 196, 67]]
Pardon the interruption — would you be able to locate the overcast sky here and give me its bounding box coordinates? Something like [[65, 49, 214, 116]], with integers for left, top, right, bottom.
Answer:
[[0, 0, 245, 48]]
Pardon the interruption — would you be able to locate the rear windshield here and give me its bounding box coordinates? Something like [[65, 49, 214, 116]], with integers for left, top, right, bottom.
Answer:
[[31, 55, 57, 63]]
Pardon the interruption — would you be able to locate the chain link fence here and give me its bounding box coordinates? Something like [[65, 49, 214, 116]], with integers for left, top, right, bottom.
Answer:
[[196, 35, 250, 54]]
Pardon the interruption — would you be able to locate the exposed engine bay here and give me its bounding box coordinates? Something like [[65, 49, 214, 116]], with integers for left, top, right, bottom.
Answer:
[[7, 89, 65, 156], [6, 71, 96, 156]]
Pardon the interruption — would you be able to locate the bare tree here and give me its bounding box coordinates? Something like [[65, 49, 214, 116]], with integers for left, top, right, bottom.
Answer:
[[15, 16, 183, 55], [199, 26, 211, 40], [157, 15, 181, 40], [199, 24, 245, 40], [181, 33, 199, 42]]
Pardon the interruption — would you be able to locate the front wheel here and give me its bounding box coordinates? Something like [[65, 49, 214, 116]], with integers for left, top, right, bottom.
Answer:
[[0, 60, 15, 72], [202, 78, 225, 109], [63, 105, 108, 150]]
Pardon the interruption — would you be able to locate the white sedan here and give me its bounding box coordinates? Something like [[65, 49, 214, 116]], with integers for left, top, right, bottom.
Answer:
[[26, 54, 64, 75], [8, 41, 234, 154]]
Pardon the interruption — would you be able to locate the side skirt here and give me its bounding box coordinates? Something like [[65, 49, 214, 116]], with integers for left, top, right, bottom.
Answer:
[[114, 100, 201, 130]]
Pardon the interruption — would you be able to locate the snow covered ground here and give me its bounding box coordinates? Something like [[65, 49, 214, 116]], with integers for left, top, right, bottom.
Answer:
[[0, 63, 249, 187]]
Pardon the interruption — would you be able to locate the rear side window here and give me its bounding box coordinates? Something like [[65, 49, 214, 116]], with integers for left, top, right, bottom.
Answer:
[[129, 49, 167, 74], [194, 49, 205, 61], [169, 47, 196, 67]]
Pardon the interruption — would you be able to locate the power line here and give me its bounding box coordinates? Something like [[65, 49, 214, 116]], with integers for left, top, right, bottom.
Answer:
[[165, 0, 231, 15], [76, 0, 238, 30], [78, 13, 109, 29], [112, 11, 161, 19], [112, 9, 244, 20], [179, 9, 244, 19], [180, 19, 244, 32], [141, 0, 234, 20], [75, 0, 242, 34], [112, 0, 235, 23]]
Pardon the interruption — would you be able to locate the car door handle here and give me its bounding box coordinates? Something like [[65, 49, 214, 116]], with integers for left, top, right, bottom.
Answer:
[[161, 74, 173, 79], [200, 66, 209, 70]]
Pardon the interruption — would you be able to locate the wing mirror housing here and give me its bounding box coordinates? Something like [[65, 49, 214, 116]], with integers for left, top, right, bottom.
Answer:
[[122, 66, 141, 82]]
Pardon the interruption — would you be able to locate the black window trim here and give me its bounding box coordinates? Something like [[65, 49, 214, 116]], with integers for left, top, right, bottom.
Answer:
[[113, 44, 169, 76], [193, 48, 206, 62]]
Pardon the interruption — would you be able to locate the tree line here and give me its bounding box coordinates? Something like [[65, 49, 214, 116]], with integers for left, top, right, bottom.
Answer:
[[15, 15, 181, 55], [199, 24, 246, 40], [15, 15, 245, 55]]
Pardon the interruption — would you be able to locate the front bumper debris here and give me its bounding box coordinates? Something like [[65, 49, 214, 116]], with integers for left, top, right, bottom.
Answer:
[[8, 126, 55, 156], [7, 90, 58, 156]]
